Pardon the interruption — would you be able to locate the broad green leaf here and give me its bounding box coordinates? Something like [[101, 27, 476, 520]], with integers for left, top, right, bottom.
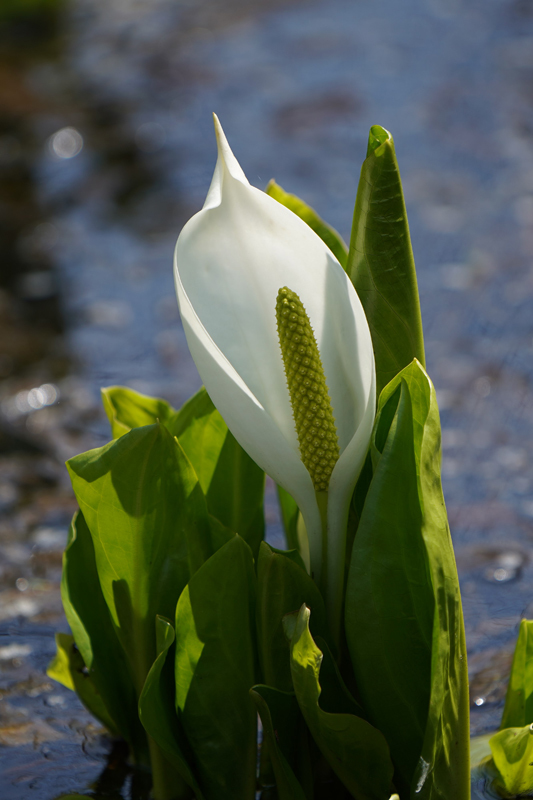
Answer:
[[48, 632, 76, 691], [500, 619, 533, 729], [169, 387, 265, 559], [251, 686, 307, 800], [174, 535, 257, 800], [47, 633, 118, 735], [345, 360, 470, 799], [470, 733, 493, 769], [313, 635, 365, 721], [60, 511, 147, 761], [256, 542, 328, 692], [347, 126, 425, 396], [266, 179, 348, 269], [101, 385, 265, 556], [490, 724, 533, 796], [290, 605, 394, 800], [138, 616, 202, 800], [67, 424, 210, 698], [102, 385, 175, 439]]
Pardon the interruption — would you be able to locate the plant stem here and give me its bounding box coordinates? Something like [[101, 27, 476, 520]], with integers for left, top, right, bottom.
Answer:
[[316, 489, 347, 657], [315, 489, 329, 596], [148, 734, 187, 800]]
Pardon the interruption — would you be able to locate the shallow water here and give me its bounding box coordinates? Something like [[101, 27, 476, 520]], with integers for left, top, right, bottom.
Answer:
[[1, 0, 533, 796]]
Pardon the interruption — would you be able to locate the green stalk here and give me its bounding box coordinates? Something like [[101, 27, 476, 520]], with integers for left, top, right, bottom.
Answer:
[[317, 490, 348, 656], [148, 735, 186, 800], [315, 490, 329, 597], [317, 488, 344, 654]]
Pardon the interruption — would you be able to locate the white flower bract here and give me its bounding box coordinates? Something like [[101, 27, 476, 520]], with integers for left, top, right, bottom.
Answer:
[[174, 115, 375, 628]]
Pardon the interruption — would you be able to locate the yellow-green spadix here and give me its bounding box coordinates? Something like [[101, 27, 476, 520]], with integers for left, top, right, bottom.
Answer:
[[174, 115, 375, 629]]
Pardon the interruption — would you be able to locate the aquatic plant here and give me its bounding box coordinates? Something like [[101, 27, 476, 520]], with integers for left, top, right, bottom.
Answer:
[[48, 117, 474, 800]]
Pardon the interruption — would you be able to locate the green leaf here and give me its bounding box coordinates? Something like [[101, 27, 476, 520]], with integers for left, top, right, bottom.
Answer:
[[251, 685, 308, 800], [174, 535, 257, 800], [470, 733, 493, 769], [266, 180, 348, 269], [501, 619, 533, 730], [347, 126, 425, 396], [47, 633, 119, 736], [67, 424, 211, 698], [290, 605, 394, 800], [101, 385, 265, 557], [102, 385, 175, 439], [313, 635, 365, 721], [60, 511, 147, 761], [276, 485, 300, 552], [169, 387, 265, 559], [345, 360, 470, 799], [490, 724, 533, 796], [256, 542, 328, 692], [138, 616, 202, 800]]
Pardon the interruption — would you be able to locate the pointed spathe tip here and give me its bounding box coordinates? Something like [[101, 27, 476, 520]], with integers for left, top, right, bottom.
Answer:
[[211, 113, 248, 185], [212, 112, 224, 145]]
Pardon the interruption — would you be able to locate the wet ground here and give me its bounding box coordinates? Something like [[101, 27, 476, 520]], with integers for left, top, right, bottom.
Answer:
[[1, 0, 533, 796]]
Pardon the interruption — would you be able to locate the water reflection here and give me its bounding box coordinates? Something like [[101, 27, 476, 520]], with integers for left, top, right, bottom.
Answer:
[[52, 739, 150, 800], [48, 128, 84, 160]]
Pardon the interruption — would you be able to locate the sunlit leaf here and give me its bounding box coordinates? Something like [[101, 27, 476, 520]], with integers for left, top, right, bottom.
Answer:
[[490, 724, 533, 796], [59, 511, 147, 762], [102, 385, 174, 439], [347, 126, 425, 396], [67, 424, 209, 698], [169, 387, 265, 558], [345, 360, 469, 799], [101, 384, 265, 558], [266, 179, 348, 269], [47, 632, 118, 736], [500, 619, 533, 730]]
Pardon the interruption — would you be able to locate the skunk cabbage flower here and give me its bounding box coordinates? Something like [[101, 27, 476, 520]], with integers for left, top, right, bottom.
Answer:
[[174, 116, 375, 634]]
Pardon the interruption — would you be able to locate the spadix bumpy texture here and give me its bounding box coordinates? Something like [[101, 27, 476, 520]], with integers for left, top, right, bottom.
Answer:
[[276, 287, 339, 491]]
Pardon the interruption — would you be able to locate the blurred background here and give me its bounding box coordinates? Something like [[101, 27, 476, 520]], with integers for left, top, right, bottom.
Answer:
[[1, 0, 533, 795]]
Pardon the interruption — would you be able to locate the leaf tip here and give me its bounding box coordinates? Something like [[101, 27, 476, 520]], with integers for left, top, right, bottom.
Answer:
[[366, 124, 393, 157]]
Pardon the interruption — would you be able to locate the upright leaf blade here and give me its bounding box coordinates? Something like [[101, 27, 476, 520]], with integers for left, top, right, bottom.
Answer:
[[266, 180, 348, 269], [174, 535, 257, 800], [138, 616, 202, 800], [47, 633, 119, 736], [500, 619, 533, 730], [290, 606, 394, 800], [169, 387, 265, 558], [347, 126, 425, 396], [102, 386, 175, 438], [67, 424, 209, 696], [60, 511, 147, 761], [345, 361, 469, 799]]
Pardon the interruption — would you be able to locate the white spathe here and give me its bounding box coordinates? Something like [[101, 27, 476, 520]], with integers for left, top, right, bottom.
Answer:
[[174, 115, 375, 623]]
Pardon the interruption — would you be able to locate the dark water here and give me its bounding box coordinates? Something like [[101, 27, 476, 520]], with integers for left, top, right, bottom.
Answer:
[[1, 0, 533, 796]]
